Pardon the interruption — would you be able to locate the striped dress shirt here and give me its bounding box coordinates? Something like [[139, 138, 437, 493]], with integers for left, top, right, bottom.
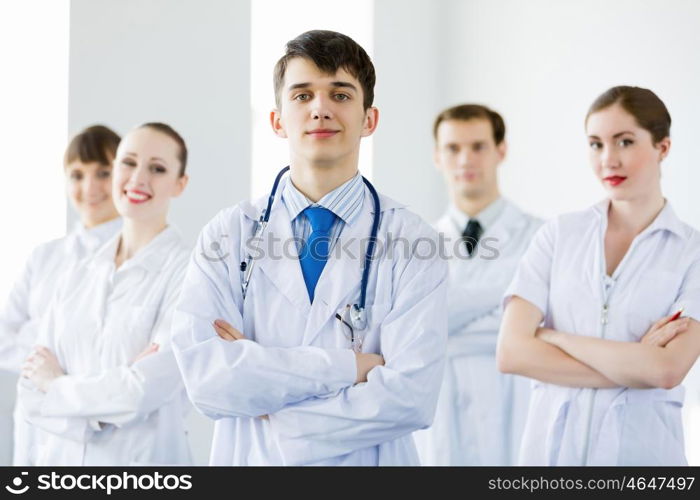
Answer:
[[281, 171, 365, 254]]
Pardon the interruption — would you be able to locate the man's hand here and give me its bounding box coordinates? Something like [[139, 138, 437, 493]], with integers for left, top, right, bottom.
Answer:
[[21, 345, 65, 392], [354, 352, 385, 384], [213, 319, 246, 341], [213, 319, 265, 417]]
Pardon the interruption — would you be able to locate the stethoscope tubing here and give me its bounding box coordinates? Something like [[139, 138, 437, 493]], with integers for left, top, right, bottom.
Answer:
[[241, 166, 381, 331]]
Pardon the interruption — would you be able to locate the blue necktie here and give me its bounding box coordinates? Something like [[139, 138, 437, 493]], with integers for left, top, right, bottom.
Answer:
[[299, 206, 337, 302]]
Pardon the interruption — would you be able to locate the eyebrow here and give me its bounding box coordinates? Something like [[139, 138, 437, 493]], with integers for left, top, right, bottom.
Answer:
[[123, 153, 168, 163], [287, 81, 358, 92], [588, 131, 636, 140], [444, 140, 486, 146]]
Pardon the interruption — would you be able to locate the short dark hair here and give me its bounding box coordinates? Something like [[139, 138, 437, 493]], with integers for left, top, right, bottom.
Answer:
[[433, 104, 506, 145], [64, 125, 121, 167], [273, 30, 376, 110], [138, 122, 188, 177], [586, 86, 671, 144]]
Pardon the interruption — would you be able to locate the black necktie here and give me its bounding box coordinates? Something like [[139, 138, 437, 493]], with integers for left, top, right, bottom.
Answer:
[[462, 219, 483, 257]]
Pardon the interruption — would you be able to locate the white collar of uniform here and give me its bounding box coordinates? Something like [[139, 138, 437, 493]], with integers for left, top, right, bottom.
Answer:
[[71, 217, 123, 252], [90, 224, 182, 273], [592, 198, 687, 240], [448, 196, 507, 234]]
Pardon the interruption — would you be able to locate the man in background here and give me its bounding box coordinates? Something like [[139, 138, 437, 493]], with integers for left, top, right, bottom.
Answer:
[[413, 104, 541, 465]]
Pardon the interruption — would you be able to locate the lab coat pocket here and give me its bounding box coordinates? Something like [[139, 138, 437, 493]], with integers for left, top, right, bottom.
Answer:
[[615, 388, 686, 465], [628, 271, 683, 339], [545, 399, 570, 466], [449, 353, 497, 461], [518, 383, 570, 465]]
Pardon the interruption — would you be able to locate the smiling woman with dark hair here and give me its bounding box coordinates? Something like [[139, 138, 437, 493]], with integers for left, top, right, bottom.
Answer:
[[17, 123, 193, 465], [497, 86, 700, 466]]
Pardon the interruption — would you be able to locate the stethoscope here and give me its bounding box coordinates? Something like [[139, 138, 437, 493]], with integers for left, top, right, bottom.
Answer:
[[240, 166, 381, 334]]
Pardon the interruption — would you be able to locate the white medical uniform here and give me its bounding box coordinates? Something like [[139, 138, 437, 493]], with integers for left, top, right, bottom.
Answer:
[[172, 176, 448, 466], [0, 218, 121, 465], [414, 198, 541, 465], [504, 199, 700, 465], [17, 226, 192, 465]]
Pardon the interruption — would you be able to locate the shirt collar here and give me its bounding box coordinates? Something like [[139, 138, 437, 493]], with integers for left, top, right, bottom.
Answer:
[[282, 171, 365, 226], [448, 196, 506, 233], [593, 198, 687, 239], [72, 217, 123, 251], [92, 224, 183, 272]]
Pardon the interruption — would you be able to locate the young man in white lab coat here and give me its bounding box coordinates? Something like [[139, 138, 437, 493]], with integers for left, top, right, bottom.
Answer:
[[171, 30, 448, 466], [412, 104, 541, 465]]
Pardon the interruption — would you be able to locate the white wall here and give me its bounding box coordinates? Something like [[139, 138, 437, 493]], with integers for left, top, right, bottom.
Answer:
[[69, 0, 252, 464], [373, 0, 447, 223], [0, 0, 70, 466], [69, 0, 251, 247], [440, 0, 700, 227], [250, 0, 374, 199]]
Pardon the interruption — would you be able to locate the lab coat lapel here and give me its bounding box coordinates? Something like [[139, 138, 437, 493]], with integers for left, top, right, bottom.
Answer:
[[437, 201, 523, 258], [301, 195, 370, 346], [485, 201, 518, 248], [435, 213, 457, 237], [254, 197, 311, 314], [435, 213, 460, 259]]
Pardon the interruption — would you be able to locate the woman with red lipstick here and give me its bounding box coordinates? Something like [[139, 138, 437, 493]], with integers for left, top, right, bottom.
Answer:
[[17, 122, 193, 465], [497, 86, 700, 465], [0, 125, 123, 465]]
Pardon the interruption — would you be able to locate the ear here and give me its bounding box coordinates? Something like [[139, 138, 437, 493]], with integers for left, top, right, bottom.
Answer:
[[270, 109, 287, 138], [496, 140, 508, 162], [433, 146, 442, 172], [656, 137, 671, 161], [360, 107, 379, 138], [172, 173, 189, 198]]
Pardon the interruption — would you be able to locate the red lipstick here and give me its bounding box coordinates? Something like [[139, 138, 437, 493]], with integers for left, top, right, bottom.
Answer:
[[603, 176, 627, 187]]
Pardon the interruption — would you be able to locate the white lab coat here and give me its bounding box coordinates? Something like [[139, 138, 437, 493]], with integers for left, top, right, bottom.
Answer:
[[172, 179, 448, 466], [17, 226, 192, 465], [504, 199, 700, 465], [413, 200, 541, 465], [0, 218, 121, 465]]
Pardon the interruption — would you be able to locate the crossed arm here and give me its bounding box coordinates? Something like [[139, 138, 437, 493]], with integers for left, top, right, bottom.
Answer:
[[19, 271, 187, 439], [497, 296, 699, 389], [172, 211, 448, 464]]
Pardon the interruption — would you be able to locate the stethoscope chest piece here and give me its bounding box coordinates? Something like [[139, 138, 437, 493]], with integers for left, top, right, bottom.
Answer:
[[350, 304, 368, 331]]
